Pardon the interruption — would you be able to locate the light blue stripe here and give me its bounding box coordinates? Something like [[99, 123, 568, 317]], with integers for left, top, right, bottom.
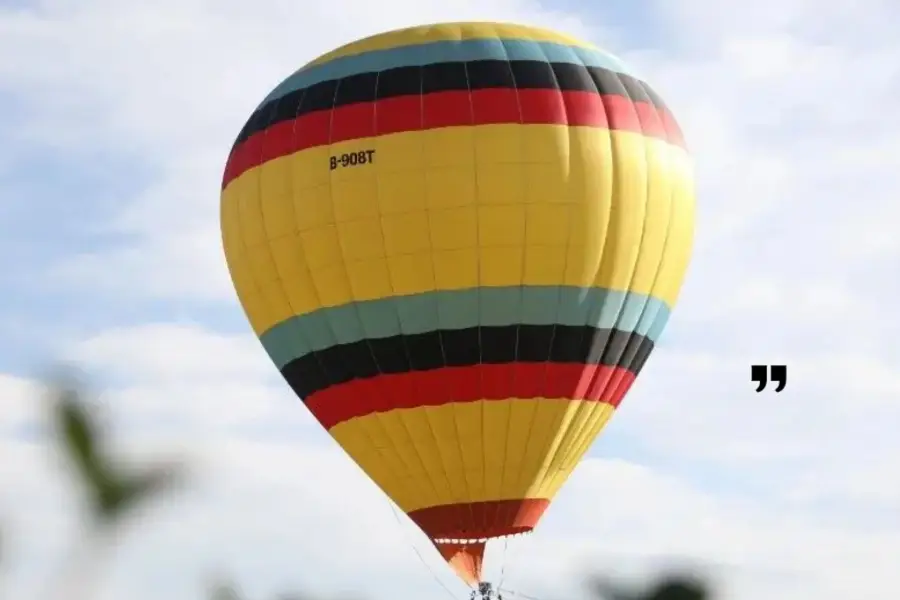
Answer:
[[259, 285, 671, 369], [259, 38, 633, 108]]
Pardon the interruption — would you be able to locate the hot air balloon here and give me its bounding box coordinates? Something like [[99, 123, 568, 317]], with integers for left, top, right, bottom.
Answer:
[[220, 21, 694, 594]]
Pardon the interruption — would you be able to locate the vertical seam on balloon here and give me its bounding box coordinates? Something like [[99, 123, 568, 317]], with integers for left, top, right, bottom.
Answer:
[[237, 103, 278, 333], [470, 37, 490, 542], [370, 66, 452, 516], [460, 50, 484, 543], [236, 99, 309, 374], [555, 75, 641, 475], [500, 34, 528, 536], [225, 127, 258, 326], [558, 76, 658, 475], [510, 50, 568, 500], [584, 151, 676, 474], [327, 76, 435, 508], [316, 81, 414, 499], [280, 85, 413, 501], [414, 60, 476, 539], [566, 71, 620, 417], [594, 83, 662, 410], [552, 404, 615, 495], [533, 55, 606, 500], [528, 53, 595, 498], [608, 82, 682, 399], [409, 61, 468, 519], [644, 86, 687, 320], [267, 89, 344, 421], [538, 62, 602, 495], [627, 86, 678, 351], [235, 97, 354, 456], [564, 100, 621, 475]]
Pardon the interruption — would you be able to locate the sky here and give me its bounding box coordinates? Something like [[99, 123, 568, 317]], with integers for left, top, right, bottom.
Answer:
[[1, 0, 899, 599]]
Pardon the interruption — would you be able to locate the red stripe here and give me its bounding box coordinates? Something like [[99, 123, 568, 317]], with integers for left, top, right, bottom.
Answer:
[[222, 89, 685, 188], [409, 498, 550, 539], [305, 362, 635, 430]]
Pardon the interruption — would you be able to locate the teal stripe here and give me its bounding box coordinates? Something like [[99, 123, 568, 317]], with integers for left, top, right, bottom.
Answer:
[[260, 38, 633, 108], [260, 286, 671, 369]]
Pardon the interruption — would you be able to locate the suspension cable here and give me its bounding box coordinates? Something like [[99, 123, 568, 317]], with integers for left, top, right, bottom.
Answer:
[[387, 499, 460, 600], [497, 538, 510, 590], [499, 586, 554, 600]]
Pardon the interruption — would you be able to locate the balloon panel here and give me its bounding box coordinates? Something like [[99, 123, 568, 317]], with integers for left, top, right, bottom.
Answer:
[[221, 22, 694, 544]]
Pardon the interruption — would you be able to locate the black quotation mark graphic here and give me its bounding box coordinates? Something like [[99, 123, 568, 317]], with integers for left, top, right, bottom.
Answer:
[[751, 365, 787, 392]]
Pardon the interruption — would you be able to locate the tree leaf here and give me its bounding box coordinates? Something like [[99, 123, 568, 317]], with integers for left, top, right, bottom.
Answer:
[[55, 388, 101, 478], [589, 577, 636, 600], [209, 580, 243, 600], [646, 577, 708, 600], [95, 463, 184, 523]]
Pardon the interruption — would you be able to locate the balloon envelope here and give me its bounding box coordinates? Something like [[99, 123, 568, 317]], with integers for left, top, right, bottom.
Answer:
[[221, 21, 694, 586]]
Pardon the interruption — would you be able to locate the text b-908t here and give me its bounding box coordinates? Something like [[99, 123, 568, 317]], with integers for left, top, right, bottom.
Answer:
[[330, 150, 376, 171]]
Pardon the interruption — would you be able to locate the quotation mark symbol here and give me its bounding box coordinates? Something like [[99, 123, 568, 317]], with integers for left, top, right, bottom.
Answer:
[[751, 365, 787, 392]]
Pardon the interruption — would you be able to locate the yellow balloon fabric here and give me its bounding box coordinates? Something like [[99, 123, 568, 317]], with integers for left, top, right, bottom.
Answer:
[[221, 21, 694, 579]]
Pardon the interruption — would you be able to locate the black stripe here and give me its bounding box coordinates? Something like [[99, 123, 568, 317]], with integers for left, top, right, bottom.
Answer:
[[233, 60, 669, 148], [281, 324, 655, 399]]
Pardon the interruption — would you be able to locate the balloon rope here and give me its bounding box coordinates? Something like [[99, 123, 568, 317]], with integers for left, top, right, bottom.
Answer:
[[498, 587, 552, 600], [497, 538, 509, 589], [388, 499, 460, 600]]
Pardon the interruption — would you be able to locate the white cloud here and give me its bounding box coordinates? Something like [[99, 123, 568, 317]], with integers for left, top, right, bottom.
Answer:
[[0, 374, 44, 432], [70, 323, 270, 383]]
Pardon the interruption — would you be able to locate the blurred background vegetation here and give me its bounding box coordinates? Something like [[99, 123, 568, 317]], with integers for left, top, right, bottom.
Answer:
[[1, 379, 713, 600]]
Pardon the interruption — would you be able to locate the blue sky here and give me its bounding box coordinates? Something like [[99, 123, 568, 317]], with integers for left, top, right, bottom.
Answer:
[[2, 1, 900, 599]]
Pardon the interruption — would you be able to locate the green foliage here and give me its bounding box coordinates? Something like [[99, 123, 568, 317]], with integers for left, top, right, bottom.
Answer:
[[209, 580, 244, 600], [591, 575, 708, 600], [51, 379, 183, 525], [0, 380, 712, 600]]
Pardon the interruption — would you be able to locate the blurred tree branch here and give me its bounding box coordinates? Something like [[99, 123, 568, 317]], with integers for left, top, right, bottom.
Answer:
[[50, 376, 184, 526], [591, 574, 709, 600]]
